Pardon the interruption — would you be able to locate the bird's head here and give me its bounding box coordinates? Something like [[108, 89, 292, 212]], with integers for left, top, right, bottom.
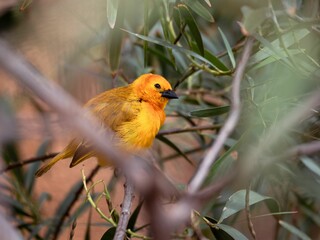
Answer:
[[132, 73, 178, 109]]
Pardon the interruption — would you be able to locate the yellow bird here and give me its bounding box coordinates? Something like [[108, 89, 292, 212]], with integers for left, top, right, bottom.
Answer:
[[35, 73, 178, 177]]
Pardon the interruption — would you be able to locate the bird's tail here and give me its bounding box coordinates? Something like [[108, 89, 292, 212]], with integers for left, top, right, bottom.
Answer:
[[35, 153, 66, 177], [35, 140, 78, 177]]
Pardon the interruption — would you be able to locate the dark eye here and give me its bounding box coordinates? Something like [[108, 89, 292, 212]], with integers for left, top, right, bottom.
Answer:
[[154, 83, 161, 89]]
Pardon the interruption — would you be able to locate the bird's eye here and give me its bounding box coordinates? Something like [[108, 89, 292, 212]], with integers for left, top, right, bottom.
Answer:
[[154, 83, 161, 89]]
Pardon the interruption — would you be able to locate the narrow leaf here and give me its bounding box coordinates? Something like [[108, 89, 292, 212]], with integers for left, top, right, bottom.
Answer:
[[190, 106, 230, 117], [204, 217, 248, 240], [123, 29, 229, 72], [217, 224, 249, 240], [301, 156, 320, 177], [143, 0, 149, 67], [203, 0, 211, 7], [109, 0, 125, 72], [178, 4, 204, 56], [107, 0, 119, 29], [249, 29, 309, 66], [219, 190, 280, 223], [279, 220, 311, 240], [218, 28, 236, 68], [183, 0, 214, 22], [100, 227, 116, 240], [127, 201, 144, 234], [204, 50, 230, 71]]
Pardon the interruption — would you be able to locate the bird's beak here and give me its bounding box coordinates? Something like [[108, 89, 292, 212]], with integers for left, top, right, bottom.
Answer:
[[161, 90, 179, 99]]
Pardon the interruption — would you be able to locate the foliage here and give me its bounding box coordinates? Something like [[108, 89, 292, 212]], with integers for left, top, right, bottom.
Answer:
[[0, 0, 319, 239]]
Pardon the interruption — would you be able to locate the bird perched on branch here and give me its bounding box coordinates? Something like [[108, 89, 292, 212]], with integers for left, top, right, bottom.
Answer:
[[35, 73, 178, 177]]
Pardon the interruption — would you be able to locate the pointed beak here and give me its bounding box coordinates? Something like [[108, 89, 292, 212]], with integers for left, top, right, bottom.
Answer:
[[161, 90, 179, 99]]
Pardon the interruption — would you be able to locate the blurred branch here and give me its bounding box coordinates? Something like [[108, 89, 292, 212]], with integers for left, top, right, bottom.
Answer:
[[0, 214, 23, 240], [287, 141, 320, 157], [0, 153, 58, 174], [114, 178, 134, 240], [162, 143, 211, 162], [188, 37, 255, 194]]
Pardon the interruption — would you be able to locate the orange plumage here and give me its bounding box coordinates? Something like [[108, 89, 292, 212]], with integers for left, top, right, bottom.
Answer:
[[35, 73, 178, 177]]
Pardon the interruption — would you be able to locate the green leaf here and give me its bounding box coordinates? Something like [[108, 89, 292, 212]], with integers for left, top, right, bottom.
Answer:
[[249, 49, 301, 72], [100, 227, 116, 240], [107, 0, 119, 29], [204, 50, 230, 72], [0, 194, 32, 217], [2, 142, 24, 184], [177, 4, 204, 56], [218, 28, 236, 68], [183, 0, 214, 22], [109, 0, 125, 72], [204, 217, 248, 240], [218, 190, 280, 223], [279, 220, 311, 240], [127, 201, 143, 235], [143, 0, 149, 67], [203, 0, 211, 7], [216, 224, 249, 240], [123, 29, 229, 72], [190, 106, 230, 117], [300, 156, 320, 177], [249, 29, 309, 66], [156, 135, 193, 166]]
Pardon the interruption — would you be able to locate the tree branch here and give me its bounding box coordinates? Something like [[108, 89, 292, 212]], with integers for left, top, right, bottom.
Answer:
[[114, 178, 135, 240], [188, 37, 255, 194]]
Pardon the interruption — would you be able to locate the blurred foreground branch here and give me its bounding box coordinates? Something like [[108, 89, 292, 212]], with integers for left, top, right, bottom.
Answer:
[[188, 37, 255, 193]]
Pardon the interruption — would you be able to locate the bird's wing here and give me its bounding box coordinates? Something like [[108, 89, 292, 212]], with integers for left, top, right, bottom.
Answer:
[[69, 87, 140, 167], [87, 87, 140, 131]]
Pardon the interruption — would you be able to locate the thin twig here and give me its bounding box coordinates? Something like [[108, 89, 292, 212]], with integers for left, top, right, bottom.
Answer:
[[162, 143, 211, 162], [173, 66, 200, 90], [0, 153, 58, 174], [114, 178, 135, 240], [188, 37, 255, 194], [157, 125, 221, 136], [245, 184, 256, 240]]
